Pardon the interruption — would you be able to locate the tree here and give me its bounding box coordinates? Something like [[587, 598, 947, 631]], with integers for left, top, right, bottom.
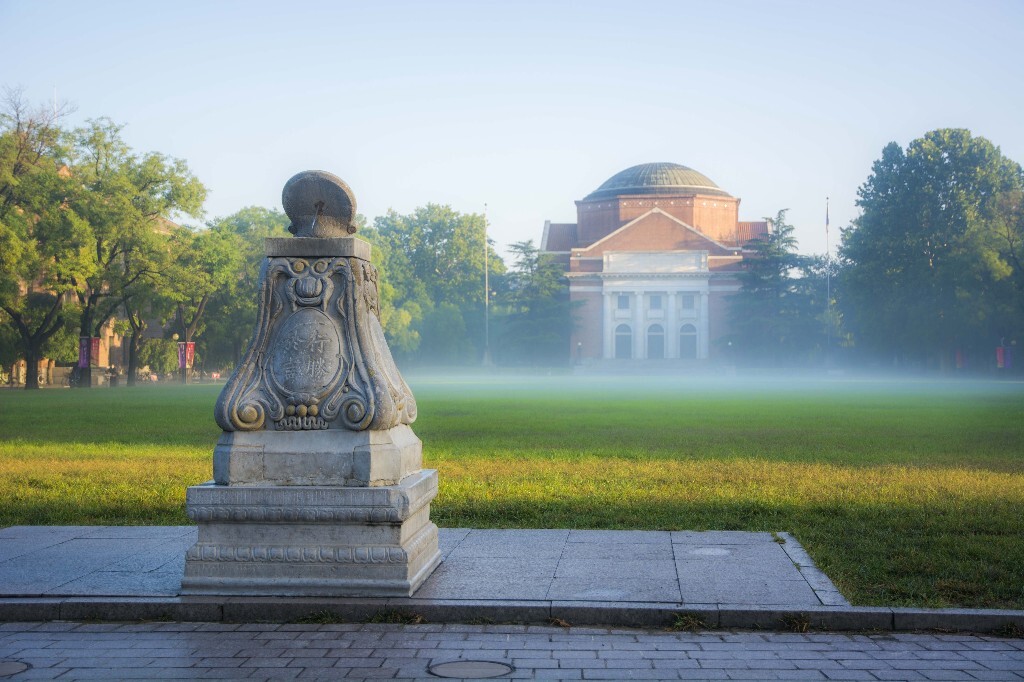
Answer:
[[65, 118, 205, 387], [357, 219, 424, 357], [726, 210, 822, 365], [119, 221, 173, 385], [840, 129, 1024, 369], [367, 205, 505, 364], [0, 92, 207, 388], [497, 240, 574, 365], [164, 223, 242, 381], [200, 207, 290, 370], [137, 337, 178, 378], [0, 89, 90, 389]]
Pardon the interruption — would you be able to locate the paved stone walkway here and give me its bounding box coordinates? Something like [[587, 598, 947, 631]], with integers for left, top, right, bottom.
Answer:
[[0, 527, 843, 607], [3, 526, 1023, 633], [0, 621, 1021, 680]]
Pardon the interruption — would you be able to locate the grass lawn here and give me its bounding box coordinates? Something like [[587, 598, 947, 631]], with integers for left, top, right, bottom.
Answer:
[[1, 374, 1022, 610]]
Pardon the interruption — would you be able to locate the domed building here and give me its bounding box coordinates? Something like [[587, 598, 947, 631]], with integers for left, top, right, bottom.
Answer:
[[540, 162, 769, 363]]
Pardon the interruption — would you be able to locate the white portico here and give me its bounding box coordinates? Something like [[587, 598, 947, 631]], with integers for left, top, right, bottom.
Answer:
[[575, 251, 712, 360]]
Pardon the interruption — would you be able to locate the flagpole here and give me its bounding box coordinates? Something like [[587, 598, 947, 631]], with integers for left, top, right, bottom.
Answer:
[[483, 203, 492, 367], [825, 197, 831, 366]]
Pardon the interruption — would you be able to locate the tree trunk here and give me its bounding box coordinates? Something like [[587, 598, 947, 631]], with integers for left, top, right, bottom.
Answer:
[[75, 299, 96, 389], [24, 347, 40, 390], [127, 329, 142, 387]]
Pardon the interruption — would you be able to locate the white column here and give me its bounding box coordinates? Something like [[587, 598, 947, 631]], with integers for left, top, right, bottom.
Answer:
[[666, 291, 678, 359], [699, 291, 710, 359], [633, 292, 644, 359], [602, 291, 613, 359]]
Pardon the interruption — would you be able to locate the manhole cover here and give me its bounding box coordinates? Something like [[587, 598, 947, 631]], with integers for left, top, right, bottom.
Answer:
[[429, 660, 514, 678], [0, 661, 29, 677]]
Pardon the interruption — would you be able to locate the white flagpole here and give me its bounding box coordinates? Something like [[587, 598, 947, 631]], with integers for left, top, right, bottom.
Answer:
[[826, 197, 831, 365], [483, 203, 491, 366]]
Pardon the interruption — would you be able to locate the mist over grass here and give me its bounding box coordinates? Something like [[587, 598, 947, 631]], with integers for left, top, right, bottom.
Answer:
[[0, 373, 1022, 608]]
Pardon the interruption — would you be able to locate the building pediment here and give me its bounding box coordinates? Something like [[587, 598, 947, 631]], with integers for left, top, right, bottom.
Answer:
[[571, 208, 737, 259]]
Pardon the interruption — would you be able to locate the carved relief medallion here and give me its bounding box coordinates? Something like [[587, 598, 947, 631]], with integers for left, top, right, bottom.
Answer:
[[268, 308, 343, 430]]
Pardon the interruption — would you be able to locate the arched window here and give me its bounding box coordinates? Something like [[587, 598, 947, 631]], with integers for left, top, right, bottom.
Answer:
[[614, 324, 632, 359], [679, 324, 697, 359], [647, 324, 665, 360]]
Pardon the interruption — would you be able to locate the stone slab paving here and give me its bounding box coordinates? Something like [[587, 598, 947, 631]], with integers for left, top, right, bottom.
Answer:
[[0, 621, 1021, 680], [3, 526, 1024, 634], [0, 527, 836, 606]]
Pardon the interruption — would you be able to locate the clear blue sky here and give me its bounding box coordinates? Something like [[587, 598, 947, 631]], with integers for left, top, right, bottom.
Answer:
[[2, 0, 1022, 259]]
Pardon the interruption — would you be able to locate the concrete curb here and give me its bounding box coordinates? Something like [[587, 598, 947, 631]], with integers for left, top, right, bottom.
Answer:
[[1, 596, 1022, 633]]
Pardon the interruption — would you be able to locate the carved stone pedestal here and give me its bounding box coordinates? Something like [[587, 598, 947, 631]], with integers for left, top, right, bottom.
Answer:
[[182, 470, 440, 596], [213, 425, 424, 487], [183, 170, 440, 597]]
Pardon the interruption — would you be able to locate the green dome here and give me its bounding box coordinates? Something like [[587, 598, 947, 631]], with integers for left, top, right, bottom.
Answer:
[[584, 162, 730, 200]]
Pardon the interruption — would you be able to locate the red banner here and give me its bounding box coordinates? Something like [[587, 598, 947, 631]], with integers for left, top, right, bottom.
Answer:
[[90, 337, 100, 366], [178, 342, 196, 369]]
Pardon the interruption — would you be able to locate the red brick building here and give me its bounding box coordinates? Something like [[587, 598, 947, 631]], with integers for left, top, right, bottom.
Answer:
[[540, 162, 769, 364]]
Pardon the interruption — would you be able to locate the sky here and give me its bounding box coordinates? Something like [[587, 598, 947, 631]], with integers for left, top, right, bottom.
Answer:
[[1, 0, 1022, 260]]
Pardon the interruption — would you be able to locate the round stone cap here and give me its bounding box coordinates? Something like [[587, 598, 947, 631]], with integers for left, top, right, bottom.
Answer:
[[282, 170, 357, 237]]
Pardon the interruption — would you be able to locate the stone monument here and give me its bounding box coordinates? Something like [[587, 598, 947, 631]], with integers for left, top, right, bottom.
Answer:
[[182, 170, 440, 596]]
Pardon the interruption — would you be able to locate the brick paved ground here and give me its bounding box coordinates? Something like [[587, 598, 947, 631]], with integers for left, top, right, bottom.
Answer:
[[0, 622, 1021, 681]]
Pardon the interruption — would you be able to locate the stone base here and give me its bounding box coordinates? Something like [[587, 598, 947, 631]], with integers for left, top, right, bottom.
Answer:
[[213, 424, 422, 487], [181, 469, 440, 597]]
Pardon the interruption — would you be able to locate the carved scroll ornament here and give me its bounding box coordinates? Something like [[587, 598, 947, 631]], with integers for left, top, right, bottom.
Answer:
[[214, 254, 417, 433]]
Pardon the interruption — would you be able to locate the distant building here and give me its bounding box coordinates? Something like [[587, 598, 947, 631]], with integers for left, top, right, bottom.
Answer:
[[540, 162, 769, 364]]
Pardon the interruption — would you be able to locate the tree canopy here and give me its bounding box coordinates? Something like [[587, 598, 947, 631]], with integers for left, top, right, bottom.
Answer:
[[0, 89, 208, 388], [840, 129, 1024, 368], [726, 210, 826, 365], [8, 92, 1024, 380], [496, 240, 574, 365], [0, 89, 88, 387], [198, 207, 290, 369], [362, 205, 505, 364]]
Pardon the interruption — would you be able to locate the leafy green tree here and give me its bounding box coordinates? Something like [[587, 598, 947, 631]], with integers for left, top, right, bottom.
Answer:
[[840, 129, 1024, 369], [200, 207, 290, 369], [797, 253, 843, 361], [65, 118, 206, 386], [726, 210, 822, 365], [0, 89, 90, 389], [164, 223, 243, 381], [119, 221, 174, 385], [137, 337, 179, 378], [358, 218, 425, 358], [497, 240, 574, 365], [417, 302, 473, 364], [0, 317, 18, 382], [368, 205, 505, 363]]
